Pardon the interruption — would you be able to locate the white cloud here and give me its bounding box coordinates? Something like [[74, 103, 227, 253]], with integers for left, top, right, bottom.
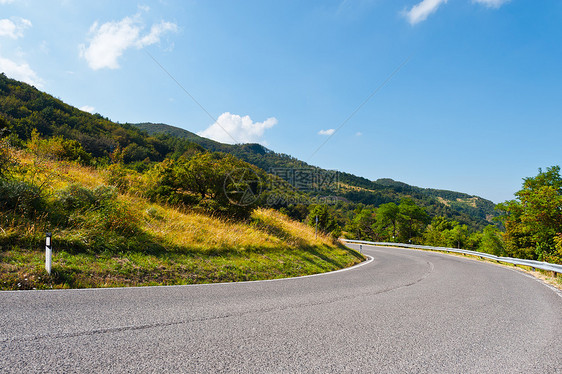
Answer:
[[198, 112, 277, 144], [137, 21, 177, 47], [404, 0, 509, 24], [355, 132, 363, 137], [0, 56, 43, 87], [318, 129, 336, 136], [0, 0, 15, 4], [80, 105, 95, 113], [79, 14, 177, 70], [404, 0, 448, 25], [0, 17, 32, 39], [472, 0, 510, 8]]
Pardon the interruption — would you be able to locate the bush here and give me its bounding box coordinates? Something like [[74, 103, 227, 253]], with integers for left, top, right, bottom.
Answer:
[[0, 177, 44, 215], [27, 130, 93, 165], [56, 184, 117, 213], [54, 184, 140, 253], [105, 164, 130, 193]]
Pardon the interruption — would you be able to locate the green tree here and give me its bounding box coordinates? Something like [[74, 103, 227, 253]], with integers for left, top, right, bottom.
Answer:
[[423, 216, 454, 247], [376, 202, 399, 240], [0, 137, 16, 178], [350, 208, 376, 240], [307, 204, 338, 235], [147, 152, 262, 219], [445, 222, 468, 249], [397, 198, 430, 243], [479, 225, 504, 256], [0, 114, 10, 137], [496, 166, 562, 263]]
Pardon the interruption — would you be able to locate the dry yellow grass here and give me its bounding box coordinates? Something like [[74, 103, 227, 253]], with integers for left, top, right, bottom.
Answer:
[[1, 149, 364, 289]]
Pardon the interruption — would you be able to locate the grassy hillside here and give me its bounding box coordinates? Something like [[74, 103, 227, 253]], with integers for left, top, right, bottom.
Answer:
[[0, 144, 363, 290], [133, 122, 497, 229]]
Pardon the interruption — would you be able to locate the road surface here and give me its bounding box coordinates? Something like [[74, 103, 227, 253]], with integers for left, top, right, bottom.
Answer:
[[1, 244, 561, 373]]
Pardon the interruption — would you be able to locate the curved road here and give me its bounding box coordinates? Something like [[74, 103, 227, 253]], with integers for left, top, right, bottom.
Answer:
[[1, 244, 561, 373]]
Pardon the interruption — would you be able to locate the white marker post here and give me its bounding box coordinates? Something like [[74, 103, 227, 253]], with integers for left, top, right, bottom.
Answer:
[[315, 216, 318, 239], [45, 232, 52, 275]]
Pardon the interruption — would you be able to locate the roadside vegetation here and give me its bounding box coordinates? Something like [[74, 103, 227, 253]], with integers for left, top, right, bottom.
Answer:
[[0, 140, 363, 290], [0, 73, 559, 293], [339, 167, 562, 265]]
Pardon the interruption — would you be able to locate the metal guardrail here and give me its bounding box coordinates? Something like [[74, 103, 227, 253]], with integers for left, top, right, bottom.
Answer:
[[341, 239, 562, 275]]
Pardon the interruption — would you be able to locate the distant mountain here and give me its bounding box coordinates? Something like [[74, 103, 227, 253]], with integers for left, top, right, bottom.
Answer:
[[132, 122, 498, 230], [0, 73, 497, 231]]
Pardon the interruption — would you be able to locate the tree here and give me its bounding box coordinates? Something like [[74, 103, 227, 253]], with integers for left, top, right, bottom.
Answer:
[[147, 152, 263, 219], [446, 222, 468, 249], [376, 202, 399, 240], [0, 114, 10, 137], [423, 216, 454, 247], [479, 225, 504, 256], [397, 198, 430, 243], [307, 204, 338, 235], [496, 166, 562, 263], [351, 208, 376, 240]]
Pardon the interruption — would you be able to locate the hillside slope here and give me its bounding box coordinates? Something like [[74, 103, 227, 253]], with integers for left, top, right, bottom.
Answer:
[[0, 144, 363, 290], [133, 122, 497, 229]]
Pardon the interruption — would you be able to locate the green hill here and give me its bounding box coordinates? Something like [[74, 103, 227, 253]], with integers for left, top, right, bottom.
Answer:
[[0, 72, 496, 231], [0, 74, 363, 290], [132, 121, 497, 230]]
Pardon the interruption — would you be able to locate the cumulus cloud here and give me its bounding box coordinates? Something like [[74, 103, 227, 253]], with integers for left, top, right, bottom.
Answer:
[[79, 13, 177, 70], [404, 0, 448, 25], [318, 129, 336, 136], [472, 0, 510, 8], [0, 17, 32, 39], [80, 105, 95, 113], [0, 56, 43, 87], [198, 112, 277, 145]]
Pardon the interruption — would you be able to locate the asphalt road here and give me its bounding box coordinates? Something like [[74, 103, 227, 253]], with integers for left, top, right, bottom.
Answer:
[[1, 244, 561, 373]]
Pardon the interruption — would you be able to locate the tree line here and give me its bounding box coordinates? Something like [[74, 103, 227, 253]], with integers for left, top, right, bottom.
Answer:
[[306, 167, 560, 264]]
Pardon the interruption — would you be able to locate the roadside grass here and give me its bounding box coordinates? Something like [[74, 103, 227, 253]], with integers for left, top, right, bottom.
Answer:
[[1, 150, 364, 290]]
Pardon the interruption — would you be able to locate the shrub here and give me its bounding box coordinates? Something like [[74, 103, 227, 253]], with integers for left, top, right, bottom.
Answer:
[[54, 184, 140, 253], [0, 178, 44, 215], [27, 130, 92, 165], [56, 184, 118, 213], [105, 164, 130, 193]]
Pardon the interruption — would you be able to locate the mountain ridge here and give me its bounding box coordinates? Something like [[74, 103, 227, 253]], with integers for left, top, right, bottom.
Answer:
[[0, 73, 496, 230], [132, 121, 497, 229]]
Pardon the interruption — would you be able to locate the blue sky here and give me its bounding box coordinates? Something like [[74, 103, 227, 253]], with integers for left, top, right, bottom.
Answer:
[[1, 0, 561, 203]]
